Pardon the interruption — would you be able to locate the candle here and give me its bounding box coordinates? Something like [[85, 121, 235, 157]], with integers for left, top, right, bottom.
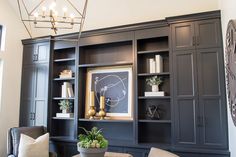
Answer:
[[90, 91, 95, 107], [100, 96, 105, 109]]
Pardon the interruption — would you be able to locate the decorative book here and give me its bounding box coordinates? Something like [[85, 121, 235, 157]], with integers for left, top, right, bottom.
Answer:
[[56, 113, 74, 118], [144, 91, 165, 96]]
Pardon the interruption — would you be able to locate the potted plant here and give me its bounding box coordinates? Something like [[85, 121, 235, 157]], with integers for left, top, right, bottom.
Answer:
[[77, 127, 108, 157], [58, 100, 72, 113], [146, 76, 163, 92]]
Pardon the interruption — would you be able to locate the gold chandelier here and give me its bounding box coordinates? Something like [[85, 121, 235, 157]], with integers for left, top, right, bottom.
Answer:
[[17, 0, 88, 38]]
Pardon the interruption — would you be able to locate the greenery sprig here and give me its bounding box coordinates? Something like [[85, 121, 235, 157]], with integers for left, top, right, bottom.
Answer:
[[78, 127, 108, 149], [146, 76, 163, 86], [58, 100, 72, 111]]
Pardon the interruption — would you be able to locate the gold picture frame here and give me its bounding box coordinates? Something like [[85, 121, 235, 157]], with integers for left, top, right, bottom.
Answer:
[[85, 66, 133, 120]]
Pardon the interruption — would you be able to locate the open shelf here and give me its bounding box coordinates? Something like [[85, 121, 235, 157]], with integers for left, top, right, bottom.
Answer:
[[79, 118, 133, 123], [138, 119, 171, 123], [138, 96, 171, 99], [53, 97, 75, 100], [53, 77, 75, 81], [137, 49, 169, 55], [138, 72, 170, 77], [54, 58, 76, 62], [78, 61, 133, 68]]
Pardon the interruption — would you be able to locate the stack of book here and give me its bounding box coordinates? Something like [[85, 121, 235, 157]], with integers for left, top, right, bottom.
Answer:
[[61, 82, 74, 98], [144, 91, 165, 97], [148, 55, 163, 73], [56, 113, 74, 118]]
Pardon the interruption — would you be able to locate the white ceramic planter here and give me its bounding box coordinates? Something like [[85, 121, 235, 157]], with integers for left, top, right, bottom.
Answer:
[[77, 147, 107, 157], [152, 85, 159, 92]]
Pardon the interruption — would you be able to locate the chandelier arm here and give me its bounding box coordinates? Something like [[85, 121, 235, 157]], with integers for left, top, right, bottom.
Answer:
[[66, 0, 83, 17], [79, 0, 88, 39], [17, 0, 32, 37], [22, 19, 81, 24], [21, 0, 30, 15], [29, 0, 46, 16]]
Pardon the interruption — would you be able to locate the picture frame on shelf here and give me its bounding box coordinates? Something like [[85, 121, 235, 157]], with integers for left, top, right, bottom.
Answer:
[[85, 66, 133, 120]]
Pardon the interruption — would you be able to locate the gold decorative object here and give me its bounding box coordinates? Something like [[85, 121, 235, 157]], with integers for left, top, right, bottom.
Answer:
[[59, 70, 73, 78], [98, 96, 106, 120], [88, 91, 96, 119]]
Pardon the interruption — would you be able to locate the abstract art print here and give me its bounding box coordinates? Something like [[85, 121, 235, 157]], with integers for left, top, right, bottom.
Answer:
[[85, 66, 133, 120]]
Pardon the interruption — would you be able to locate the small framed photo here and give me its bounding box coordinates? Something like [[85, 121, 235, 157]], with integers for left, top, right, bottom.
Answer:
[[85, 66, 133, 120]]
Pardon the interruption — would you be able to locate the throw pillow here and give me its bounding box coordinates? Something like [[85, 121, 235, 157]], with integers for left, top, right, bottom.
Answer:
[[18, 133, 49, 157]]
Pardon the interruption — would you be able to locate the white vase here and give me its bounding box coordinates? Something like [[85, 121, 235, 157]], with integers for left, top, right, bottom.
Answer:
[[152, 85, 159, 92], [62, 109, 69, 114]]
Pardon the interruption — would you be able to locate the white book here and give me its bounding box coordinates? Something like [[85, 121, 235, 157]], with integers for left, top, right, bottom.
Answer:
[[155, 55, 163, 73], [144, 91, 165, 96], [56, 113, 74, 118], [67, 85, 74, 97], [61, 82, 70, 98], [149, 58, 156, 73]]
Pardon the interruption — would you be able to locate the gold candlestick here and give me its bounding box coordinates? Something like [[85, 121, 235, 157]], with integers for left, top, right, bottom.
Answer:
[[88, 91, 96, 119], [98, 96, 106, 120]]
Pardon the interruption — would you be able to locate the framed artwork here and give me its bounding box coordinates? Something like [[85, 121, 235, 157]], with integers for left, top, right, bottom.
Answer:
[[85, 66, 133, 120]]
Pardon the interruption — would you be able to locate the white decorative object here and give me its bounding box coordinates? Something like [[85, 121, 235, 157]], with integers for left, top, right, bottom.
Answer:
[[145, 91, 165, 97], [152, 85, 159, 92], [18, 133, 49, 157], [149, 58, 156, 73], [56, 113, 74, 118], [61, 82, 74, 98], [155, 55, 163, 73]]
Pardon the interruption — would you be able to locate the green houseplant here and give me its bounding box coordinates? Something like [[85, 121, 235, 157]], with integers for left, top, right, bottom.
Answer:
[[77, 127, 108, 157], [58, 100, 72, 113], [146, 76, 163, 92]]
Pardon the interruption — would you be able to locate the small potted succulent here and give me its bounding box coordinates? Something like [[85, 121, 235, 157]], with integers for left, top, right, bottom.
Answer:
[[77, 127, 108, 157], [146, 76, 163, 92], [58, 100, 72, 113]]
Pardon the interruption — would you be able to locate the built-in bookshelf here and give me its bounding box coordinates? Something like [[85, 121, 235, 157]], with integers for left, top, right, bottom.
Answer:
[[136, 33, 171, 146], [49, 43, 77, 140]]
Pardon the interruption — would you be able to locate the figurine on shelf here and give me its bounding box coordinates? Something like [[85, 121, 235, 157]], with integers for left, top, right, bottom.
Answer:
[[145, 104, 163, 120], [98, 96, 106, 120], [59, 69, 73, 78], [88, 91, 96, 119]]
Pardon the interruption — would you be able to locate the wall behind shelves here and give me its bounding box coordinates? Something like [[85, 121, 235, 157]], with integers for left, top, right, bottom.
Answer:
[[219, 0, 236, 156], [0, 0, 27, 156]]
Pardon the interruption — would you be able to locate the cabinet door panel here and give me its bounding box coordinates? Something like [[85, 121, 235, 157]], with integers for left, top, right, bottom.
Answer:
[[21, 66, 35, 99], [174, 52, 195, 96], [173, 51, 199, 146], [22, 44, 35, 65], [33, 64, 49, 126], [35, 43, 50, 63], [195, 19, 221, 49], [197, 49, 228, 148], [175, 99, 197, 145], [19, 100, 33, 126], [172, 22, 195, 51]]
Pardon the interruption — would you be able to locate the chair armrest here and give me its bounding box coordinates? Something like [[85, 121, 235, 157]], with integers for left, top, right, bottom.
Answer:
[[49, 151, 57, 157]]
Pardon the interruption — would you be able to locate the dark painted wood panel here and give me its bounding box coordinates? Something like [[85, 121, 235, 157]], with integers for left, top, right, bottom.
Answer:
[[79, 31, 134, 46], [171, 22, 195, 51], [22, 44, 35, 65], [35, 42, 50, 63], [175, 99, 197, 145], [135, 27, 169, 39], [195, 19, 222, 49], [173, 51, 195, 96]]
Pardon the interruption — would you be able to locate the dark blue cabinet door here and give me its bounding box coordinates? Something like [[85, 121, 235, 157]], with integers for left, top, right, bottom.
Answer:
[[173, 50, 199, 146], [197, 48, 228, 149]]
